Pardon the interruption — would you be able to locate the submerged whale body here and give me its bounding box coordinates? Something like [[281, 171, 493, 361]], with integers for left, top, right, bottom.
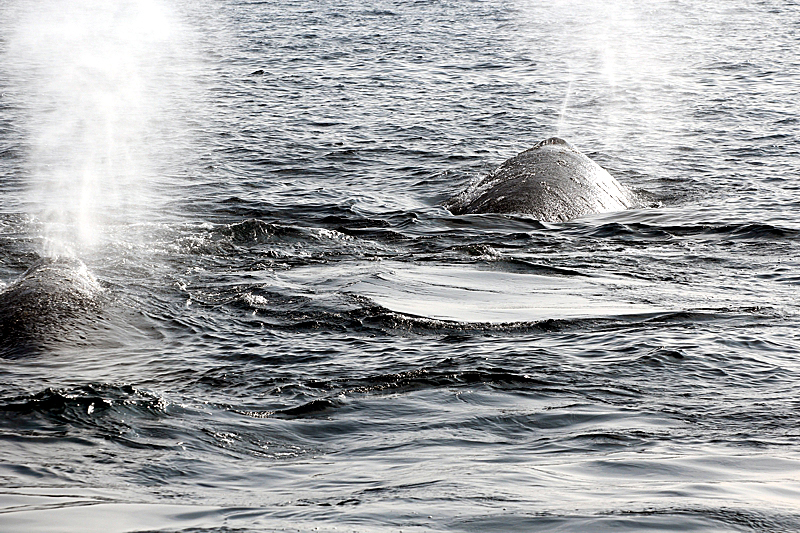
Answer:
[[0, 257, 103, 355], [445, 138, 642, 222]]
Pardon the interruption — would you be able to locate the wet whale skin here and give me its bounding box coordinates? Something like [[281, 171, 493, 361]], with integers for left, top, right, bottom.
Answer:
[[445, 138, 640, 222]]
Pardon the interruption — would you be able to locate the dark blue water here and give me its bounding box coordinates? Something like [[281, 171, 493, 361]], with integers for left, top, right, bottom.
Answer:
[[1, 0, 800, 531]]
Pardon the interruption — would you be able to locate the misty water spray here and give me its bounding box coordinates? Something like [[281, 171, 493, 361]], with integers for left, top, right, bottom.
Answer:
[[6, 0, 192, 258]]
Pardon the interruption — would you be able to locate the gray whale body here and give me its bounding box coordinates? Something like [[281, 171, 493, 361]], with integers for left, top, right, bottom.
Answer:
[[0, 257, 103, 355], [445, 137, 642, 222]]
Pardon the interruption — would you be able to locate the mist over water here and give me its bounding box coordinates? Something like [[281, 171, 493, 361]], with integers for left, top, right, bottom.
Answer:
[[4, 0, 195, 257], [1, 0, 800, 532]]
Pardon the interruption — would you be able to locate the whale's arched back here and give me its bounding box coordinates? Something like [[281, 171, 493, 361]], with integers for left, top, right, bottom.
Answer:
[[0, 257, 103, 356], [444, 138, 641, 222]]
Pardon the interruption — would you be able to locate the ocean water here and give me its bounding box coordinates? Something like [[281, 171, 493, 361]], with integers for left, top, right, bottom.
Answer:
[[1, 0, 799, 531]]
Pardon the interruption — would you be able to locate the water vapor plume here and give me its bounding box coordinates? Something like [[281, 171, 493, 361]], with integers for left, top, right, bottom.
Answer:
[[4, 0, 197, 257], [514, 0, 680, 159]]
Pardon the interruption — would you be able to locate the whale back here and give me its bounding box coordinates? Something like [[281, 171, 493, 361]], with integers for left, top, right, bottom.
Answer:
[[0, 257, 103, 355], [445, 138, 640, 222]]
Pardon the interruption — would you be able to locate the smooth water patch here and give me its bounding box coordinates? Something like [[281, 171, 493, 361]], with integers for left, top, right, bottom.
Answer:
[[0, 491, 226, 533], [346, 263, 667, 323]]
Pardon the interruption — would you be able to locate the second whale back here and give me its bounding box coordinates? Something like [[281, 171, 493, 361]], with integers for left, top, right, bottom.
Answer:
[[445, 138, 640, 222]]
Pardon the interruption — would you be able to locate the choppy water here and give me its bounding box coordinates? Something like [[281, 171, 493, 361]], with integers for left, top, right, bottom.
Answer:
[[1, 0, 800, 531]]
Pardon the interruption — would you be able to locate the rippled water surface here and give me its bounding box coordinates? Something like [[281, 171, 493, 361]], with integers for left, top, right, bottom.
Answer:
[[1, 0, 800, 531]]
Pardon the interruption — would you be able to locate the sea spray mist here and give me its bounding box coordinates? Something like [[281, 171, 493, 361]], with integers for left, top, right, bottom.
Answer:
[[5, 0, 194, 258]]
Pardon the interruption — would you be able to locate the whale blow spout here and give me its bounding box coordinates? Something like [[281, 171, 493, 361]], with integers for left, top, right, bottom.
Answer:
[[0, 257, 104, 356], [444, 138, 643, 222]]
